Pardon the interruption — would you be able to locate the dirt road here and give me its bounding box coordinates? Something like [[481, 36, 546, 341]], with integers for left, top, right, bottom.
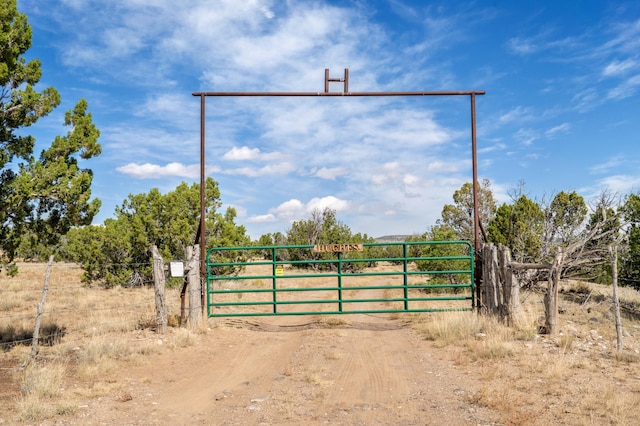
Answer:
[[70, 313, 501, 425]]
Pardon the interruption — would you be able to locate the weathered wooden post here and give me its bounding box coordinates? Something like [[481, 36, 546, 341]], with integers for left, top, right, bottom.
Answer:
[[481, 243, 499, 314], [29, 255, 55, 362], [480, 243, 522, 324], [498, 244, 520, 325], [151, 245, 167, 334], [544, 247, 564, 335], [186, 245, 202, 327], [610, 245, 623, 351]]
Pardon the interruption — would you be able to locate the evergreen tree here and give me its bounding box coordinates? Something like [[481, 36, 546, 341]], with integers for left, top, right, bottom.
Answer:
[[488, 195, 544, 263], [285, 208, 374, 271], [620, 193, 640, 289], [1, 2, 101, 267], [65, 178, 249, 287], [439, 178, 496, 242]]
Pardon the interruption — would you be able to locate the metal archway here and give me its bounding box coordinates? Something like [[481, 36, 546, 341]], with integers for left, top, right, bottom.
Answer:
[[193, 68, 485, 312]]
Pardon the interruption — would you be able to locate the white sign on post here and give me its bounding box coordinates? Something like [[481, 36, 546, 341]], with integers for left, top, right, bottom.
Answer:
[[169, 261, 184, 277]]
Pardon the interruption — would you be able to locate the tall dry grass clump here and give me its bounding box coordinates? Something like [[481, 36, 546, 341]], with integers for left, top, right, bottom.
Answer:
[[413, 311, 483, 347], [16, 362, 74, 422]]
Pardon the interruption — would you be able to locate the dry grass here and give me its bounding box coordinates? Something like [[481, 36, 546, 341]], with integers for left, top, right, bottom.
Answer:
[[2, 262, 640, 424], [411, 279, 640, 425], [0, 261, 190, 423]]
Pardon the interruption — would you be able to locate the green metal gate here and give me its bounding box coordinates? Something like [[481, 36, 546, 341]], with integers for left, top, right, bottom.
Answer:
[[206, 241, 474, 317]]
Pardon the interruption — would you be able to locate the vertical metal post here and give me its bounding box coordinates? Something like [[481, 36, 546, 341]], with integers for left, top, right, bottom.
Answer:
[[200, 94, 206, 315], [403, 243, 409, 310], [343, 68, 349, 93], [324, 68, 330, 93], [470, 93, 481, 311], [337, 252, 343, 312]]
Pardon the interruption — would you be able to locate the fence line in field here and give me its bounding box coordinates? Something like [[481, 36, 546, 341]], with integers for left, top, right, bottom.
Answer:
[[0, 260, 198, 352]]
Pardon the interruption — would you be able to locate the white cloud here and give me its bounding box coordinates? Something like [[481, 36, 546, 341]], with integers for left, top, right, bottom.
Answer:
[[594, 174, 640, 195], [402, 174, 420, 185], [138, 93, 198, 128], [498, 106, 533, 124], [506, 37, 539, 55], [314, 167, 349, 180], [544, 123, 571, 139], [223, 162, 297, 177], [426, 161, 458, 172], [223, 146, 261, 160], [268, 196, 350, 223], [102, 117, 202, 163], [272, 199, 306, 221], [116, 162, 200, 178], [606, 74, 640, 100], [222, 146, 286, 161], [589, 156, 624, 174], [371, 162, 404, 185], [306, 196, 350, 213], [514, 128, 537, 146], [247, 214, 277, 223], [602, 59, 637, 77]]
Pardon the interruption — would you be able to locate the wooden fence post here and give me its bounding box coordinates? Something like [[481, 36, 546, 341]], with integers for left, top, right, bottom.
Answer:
[[544, 247, 563, 335], [481, 243, 499, 314], [187, 244, 202, 327], [610, 245, 623, 351], [479, 244, 521, 325], [28, 255, 55, 362], [151, 245, 167, 334], [498, 244, 520, 325]]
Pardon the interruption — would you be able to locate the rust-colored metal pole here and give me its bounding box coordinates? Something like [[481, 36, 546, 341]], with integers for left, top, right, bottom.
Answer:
[[343, 68, 349, 93], [199, 94, 206, 316], [324, 68, 330, 93], [193, 90, 485, 97], [470, 93, 481, 311]]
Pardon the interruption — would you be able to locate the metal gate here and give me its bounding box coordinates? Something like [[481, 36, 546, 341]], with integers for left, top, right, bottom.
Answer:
[[206, 241, 474, 317]]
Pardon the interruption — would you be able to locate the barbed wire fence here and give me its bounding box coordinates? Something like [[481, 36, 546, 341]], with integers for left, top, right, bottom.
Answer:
[[0, 252, 202, 358]]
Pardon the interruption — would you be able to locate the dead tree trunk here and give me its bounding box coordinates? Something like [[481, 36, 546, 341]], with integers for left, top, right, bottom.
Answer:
[[186, 245, 202, 327], [610, 245, 623, 351], [151, 245, 167, 334], [543, 248, 564, 335], [29, 255, 55, 362]]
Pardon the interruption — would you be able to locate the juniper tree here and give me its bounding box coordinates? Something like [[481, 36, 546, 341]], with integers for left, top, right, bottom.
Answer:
[[1, 1, 101, 266]]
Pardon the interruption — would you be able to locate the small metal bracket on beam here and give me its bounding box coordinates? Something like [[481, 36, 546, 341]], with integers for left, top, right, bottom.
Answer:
[[325, 68, 349, 93]]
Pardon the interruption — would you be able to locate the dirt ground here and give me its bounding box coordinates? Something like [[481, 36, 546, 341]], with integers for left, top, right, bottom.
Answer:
[[3, 261, 640, 425], [37, 314, 500, 425]]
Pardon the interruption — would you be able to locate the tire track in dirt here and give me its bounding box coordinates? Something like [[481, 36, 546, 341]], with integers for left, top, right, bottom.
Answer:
[[66, 283, 502, 425], [322, 322, 411, 407], [153, 319, 308, 415]]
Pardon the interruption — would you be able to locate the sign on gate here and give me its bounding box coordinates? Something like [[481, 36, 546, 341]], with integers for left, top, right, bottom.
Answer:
[[313, 244, 363, 253]]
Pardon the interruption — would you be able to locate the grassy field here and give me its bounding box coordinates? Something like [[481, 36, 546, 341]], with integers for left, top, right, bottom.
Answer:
[[0, 262, 200, 422], [1, 261, 640, 424]]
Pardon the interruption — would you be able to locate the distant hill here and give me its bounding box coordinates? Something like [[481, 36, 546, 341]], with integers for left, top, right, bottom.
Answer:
[[375, 235, 412, 242]]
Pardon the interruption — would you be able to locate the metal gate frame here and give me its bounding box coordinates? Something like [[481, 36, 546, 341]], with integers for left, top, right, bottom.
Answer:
[[206, 240, 474, 317], [194, 69, 485, 313]]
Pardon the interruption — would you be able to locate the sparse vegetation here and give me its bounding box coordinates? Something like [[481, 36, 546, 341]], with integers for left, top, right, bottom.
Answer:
[[1, 261, 639, 424], [410, 278, 640, 425]]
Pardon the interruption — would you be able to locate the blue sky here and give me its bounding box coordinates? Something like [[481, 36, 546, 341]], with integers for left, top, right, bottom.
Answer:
[[19, 0, 640, 239]]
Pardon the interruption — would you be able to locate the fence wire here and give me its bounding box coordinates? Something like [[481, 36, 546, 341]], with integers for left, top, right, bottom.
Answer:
[[0, 262, 188, 352]]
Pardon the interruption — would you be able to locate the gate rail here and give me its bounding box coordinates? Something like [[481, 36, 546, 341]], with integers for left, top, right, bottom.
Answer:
[[206, 241, 474, 317]]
